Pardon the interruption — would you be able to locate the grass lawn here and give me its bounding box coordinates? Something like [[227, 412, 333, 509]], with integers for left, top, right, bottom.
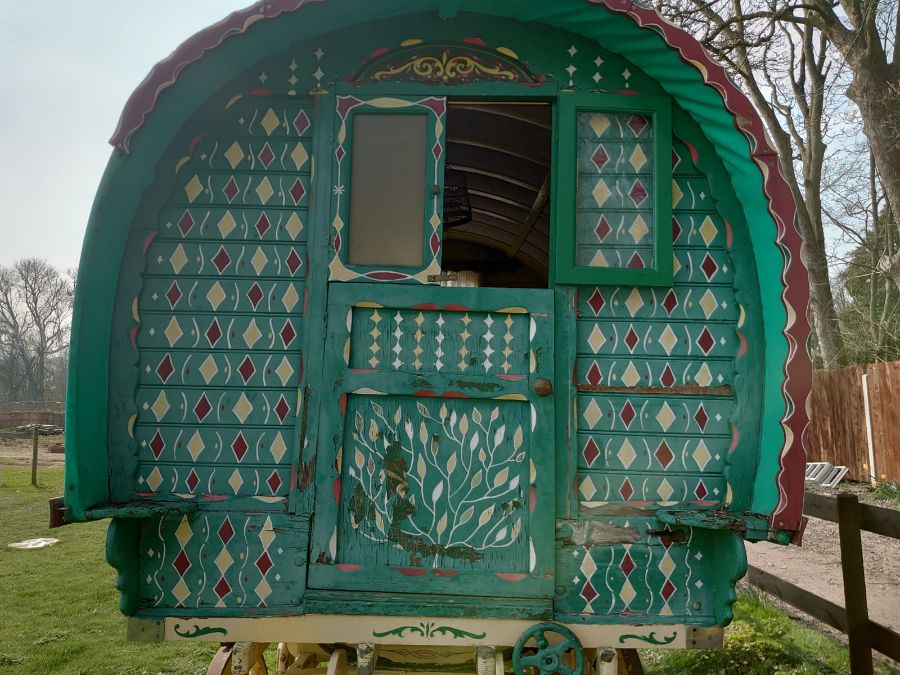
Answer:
[[2, 463, 897, 674]]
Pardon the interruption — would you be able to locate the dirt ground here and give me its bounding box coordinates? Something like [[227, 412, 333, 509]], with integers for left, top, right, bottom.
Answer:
[[0, 433, 66, 467]]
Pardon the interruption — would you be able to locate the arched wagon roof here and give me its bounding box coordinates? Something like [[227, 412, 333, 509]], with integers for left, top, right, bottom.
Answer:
[[67, 0, 811, 530]]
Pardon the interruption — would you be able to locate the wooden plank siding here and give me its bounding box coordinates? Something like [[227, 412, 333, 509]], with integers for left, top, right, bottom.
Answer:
[[868, 361, 900, 484]]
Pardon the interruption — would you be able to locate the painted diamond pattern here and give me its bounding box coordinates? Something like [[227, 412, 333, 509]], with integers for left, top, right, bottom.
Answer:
[[655, 440, 674, 469], [658, 325, 678, 355], [619, 400, 636, 428], [587, 288, 606, 315], [585, 361, 603, 385], [251, 247, 268, 275], [620, 362, 641, 387], [217, 212, 237, 238], [225, 141, 244, 169], [206, 283, 226, 310], [656, 402, 676, 432], [255, 213, 271, 237], [194, 394, 212, 422], [198, 355, 219, 384], [223, 177, 239, 203], [155, 355, 174, 383], [255, 178, 274, 204], [274, 395, 290, 423], [290, 142, 309, 170], [212, 247, 232, 273], [164, 317, 183, 346], [628, 180, 648, 206], [185, 469, 200, 493], [696, 327, 715, 355], [289, 179, 306, 204], [701, 253, 718, 280], [257, 143, 275, 168], [660, 364, 676, 387], [177, 211, 194, 236], [627, 114, 648, 136], [238, 356, 256, 384], [624, 289, 644, 316], [149, 430, 165, 459], [624, 326, 639, 352], [587, 326, 606, 354], [619, 477, 634, 501], [591, 145, 610, 171], [694, 404, 709, 431], [205, 319, 222, 347], [591, 179, 611, 207], [233, 394, 253, 424], [231, 433, 249, 462], [186, 431, 204, 461], [286, 249, 303, 275], [247, 283, 264, 309], [617, 438, 637, 469], [693, 440, 711, 470], [582, 399, 603, 429], [582, 437, 601, 466], [293, 109, 310, 136], [165, 281, 183, 308], [280, 320, 296, 347]]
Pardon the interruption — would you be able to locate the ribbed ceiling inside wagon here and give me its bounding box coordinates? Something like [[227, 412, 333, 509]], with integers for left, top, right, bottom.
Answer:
[[442, 101, 551, 288]]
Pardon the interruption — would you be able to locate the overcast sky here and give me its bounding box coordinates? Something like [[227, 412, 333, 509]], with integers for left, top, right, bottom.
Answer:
[[0, 2, 240, 271]]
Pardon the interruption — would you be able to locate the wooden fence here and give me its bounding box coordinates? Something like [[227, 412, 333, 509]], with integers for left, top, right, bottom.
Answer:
[[748, 492, 900, 673], [809, 361, 900, 482]]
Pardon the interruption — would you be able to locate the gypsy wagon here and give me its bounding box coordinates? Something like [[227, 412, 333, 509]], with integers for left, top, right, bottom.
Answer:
[[55, 0, 812, 672]]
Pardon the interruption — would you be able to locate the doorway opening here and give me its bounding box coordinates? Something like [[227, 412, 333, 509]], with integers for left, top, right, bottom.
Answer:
[[441, 100, 552, 289]]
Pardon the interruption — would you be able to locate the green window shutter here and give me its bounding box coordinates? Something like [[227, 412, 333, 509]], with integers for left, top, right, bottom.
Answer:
[[555, 92, 672, 286]]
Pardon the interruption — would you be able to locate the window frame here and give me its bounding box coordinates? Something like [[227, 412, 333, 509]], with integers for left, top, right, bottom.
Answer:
[[554, 92, 673, 286]]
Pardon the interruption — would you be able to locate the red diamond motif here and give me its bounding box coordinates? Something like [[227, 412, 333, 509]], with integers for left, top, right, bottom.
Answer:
[[626, 252, 645, 269], [205, 319, 222, 347], [194, 394, 212, 422], [293, 110, 310, 136], [173, 550, 191, 576], [587, 288, 606, 315], [149, 430, 165, 459], [266, 470, 283, 494], [430, 232, 441, 255], [238, 356, 256, 384], [628, 114, 648, 136], [624, 326, 639, 352], [289, 179, 305, 204], [247, 283, 264, 309], [655, 441, 674, 469], [231, 433, 248, 461], [694, 404, 709, 431], [619, 401, 636, 428], [620, 551, 636, 576], [280, 320, 296, 347], [628, 179, 648, 206], [586, 361, 603, 385], [156, 355, 175, 383], [165, 281, 183, 308], [594, 215, 612, 241], [432, 141, 443, 160], [335, 145, 346, 162], [186, 469, 200, 492], [580, 580, 598, 604], [672, 217, 682, 242], [701, 253, 718, 280], [255, 213, 271, 237], [212, 246, 232, 273], [695, 481, 709, 500], [661, 579, 676, 601], [274, 395, 291, 422], [218, 517, 235, 544], [660, 526, 673, 549], [223, 177, 239, 202], [696, 327, 715, 355], [672, 148, 681, 169], [662, 290, 678, 316], [285, 249, 302, 275], [660, 364, 676, 388], [582, 438, 601, 466], [258, 143, 275, 168], [214, 577, 232, 599], [256, 551, 274, 576], [591, 145, 610, 171], [619, 478, 634, 501], [177, 211, 195, 236]]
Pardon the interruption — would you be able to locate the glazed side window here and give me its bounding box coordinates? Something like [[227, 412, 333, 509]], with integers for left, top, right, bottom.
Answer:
[[556, 93, 673, 285]]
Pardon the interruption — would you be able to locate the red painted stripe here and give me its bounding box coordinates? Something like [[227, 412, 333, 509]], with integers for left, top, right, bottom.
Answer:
[[496, 573, 526, 581], [497, 374, 525, 381], [413, 390, 437, 398], [392, 568, 428, 576], [433, 569, 460, 577], [350, 368, 378, 374], [729, 425, 740, 453], [250, 88, 273, 96], [336, 564, 361, 572], [141, 231, 157, 254], [410, 303, 439, 311], [529, 486, 536, 512], [333, 478, 341, 503], [443, 304, 472, 312], [201, 494, 229, 501], [737, 331, 747, 358], [130, 325, 140, 351], [187, 133, 206, 154]]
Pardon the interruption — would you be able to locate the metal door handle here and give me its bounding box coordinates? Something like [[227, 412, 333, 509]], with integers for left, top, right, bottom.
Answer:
[[533, 378, 553, 397]]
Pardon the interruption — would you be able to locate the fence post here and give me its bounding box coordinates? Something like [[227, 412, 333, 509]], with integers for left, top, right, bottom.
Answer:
[[31, 426, 39, 486], [837, 492, 873, 674]]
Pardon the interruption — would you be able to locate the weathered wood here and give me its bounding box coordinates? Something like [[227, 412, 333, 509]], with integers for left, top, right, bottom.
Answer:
[[807, 366, 868, 481], [616, 649, 644, 675], [837, 493, 873, 675], [556, 519, 640, 546], [326, 648, 347, 675], [867, 361, 900, 483], [804, 492, 900, 540]]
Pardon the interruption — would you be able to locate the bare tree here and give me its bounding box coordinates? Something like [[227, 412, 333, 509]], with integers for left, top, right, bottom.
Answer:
[[0, 259, 74, 401]]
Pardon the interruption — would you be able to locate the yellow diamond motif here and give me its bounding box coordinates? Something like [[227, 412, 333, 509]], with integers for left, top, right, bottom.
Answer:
[[146, 467, 163, 492], [658, 479, 674, 502], [694, 363, 713, 387], [169, 244, 188, 274], [243, 320, 262, 348], [251, 247, 268, 275], [217, 211, 237, 238], [658, 551, 676, 577], [620, 362, 641, 387], [206, 282, 226, 310], [592, 179, 611, 207], [589, 250, 609, 267], [672, 180, 683, 207], [171, 578, 191, 604], [282, 285, 299, 312], [619, 579, 636, 606], [628, 215, 649, 243], [270, 433, 288, 462], [274, 357, 293, 386], [261, 108, 280, 136], [199, 355, 218, 384], [232, 393, 253, 424], [260, 517, 276, 548], [589, 113, 611, 137], [214, 548, 234, 575], [186, 431, 205, 461], [151, 391, 170, 421], [693, 440, 712, 470], [656, 402, 676, 432], [618, 439, 637, 469], [164, 317, 183, 346], [228, 469, 244, 493], [224, 141, 244, 169], [699, 289, 718, 319], [699, 216, 718, 247], [624, 288, 644, 317], [658, 325, 678, 355], [184, 175, 203, 203], [579, 477, 597, 500], [290, 142, 309, 170], [587, 325, 606, 353], [673, 253, 681, 274], [580, 552, 598, 578], [255, 178, 274, 204], [255, 578, 273, 604], [629, 144, 648, 171], [175, 515, 193, 547], [285, 213, 304, 240], [582, 399, 603, 429]]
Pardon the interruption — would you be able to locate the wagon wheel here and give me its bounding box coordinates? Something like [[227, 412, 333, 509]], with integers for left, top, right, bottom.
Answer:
[[207, 641, 270, 675], [512, 623, 585, 675]]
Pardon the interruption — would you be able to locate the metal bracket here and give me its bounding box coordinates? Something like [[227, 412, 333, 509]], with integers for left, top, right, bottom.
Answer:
[[48, 496, 69, 528], [127, 617, 165, 643], [427, 272, 459, 283]]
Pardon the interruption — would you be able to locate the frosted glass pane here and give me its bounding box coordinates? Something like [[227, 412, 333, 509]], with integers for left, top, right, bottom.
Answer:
[[348, 114, 427, 266]]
